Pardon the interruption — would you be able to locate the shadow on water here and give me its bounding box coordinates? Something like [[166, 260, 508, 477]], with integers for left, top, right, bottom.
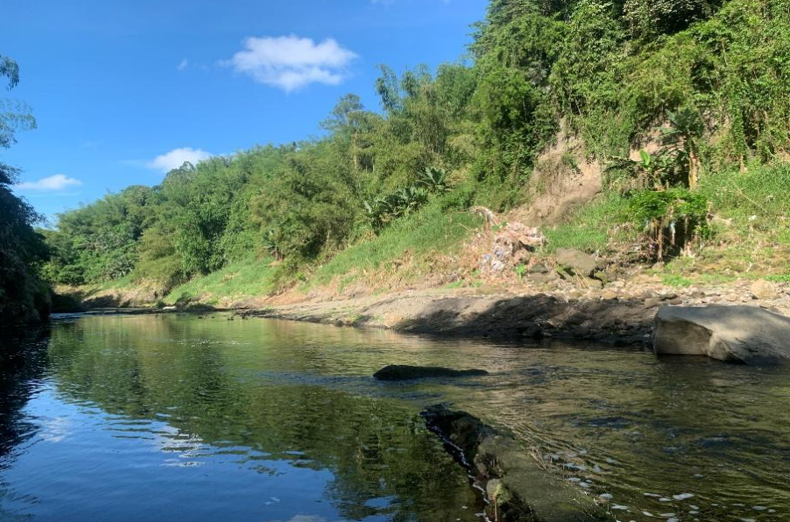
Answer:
[[0, 326, 50, 460]]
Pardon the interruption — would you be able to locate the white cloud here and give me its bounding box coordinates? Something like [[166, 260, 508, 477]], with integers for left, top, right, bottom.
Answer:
[[147, 147, 212, 173], [16, 174, 83, 191], [177, 58, 189, 71], [224, 35, 357, 92]]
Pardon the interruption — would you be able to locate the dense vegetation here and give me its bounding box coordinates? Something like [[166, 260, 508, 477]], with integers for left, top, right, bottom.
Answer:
[[7, 0, 790, 312], [0, 55, 50, 325]]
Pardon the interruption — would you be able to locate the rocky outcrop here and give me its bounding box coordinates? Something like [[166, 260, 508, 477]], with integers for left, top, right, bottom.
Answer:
[[373, 365, 488, 381], [653, 305, 790, 365], [422, 405, 610, 522]]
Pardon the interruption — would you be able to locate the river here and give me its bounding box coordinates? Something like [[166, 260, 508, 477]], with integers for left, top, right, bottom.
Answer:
[[0, 313, 788, 521]]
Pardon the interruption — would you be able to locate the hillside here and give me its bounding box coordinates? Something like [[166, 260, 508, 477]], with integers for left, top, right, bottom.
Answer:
[[30, 0, 790, 314]]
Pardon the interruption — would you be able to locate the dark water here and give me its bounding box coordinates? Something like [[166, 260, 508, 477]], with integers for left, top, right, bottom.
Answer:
[[0, 314, 788, 522]]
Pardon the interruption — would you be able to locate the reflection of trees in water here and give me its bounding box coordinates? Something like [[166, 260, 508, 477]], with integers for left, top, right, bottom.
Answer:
[[46, 315, 479, 521], [0, 326, 51, 462]]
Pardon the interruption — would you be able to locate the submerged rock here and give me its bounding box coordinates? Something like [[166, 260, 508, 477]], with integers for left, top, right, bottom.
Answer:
[[653, 305, 790, 365], [421, 405, 610, 522], [373, 365, 488, 381]]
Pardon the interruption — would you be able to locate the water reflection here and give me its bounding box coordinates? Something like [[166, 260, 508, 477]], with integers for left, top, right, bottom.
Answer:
[[0, 315, 480, 522], [0, 314, 788, 522]]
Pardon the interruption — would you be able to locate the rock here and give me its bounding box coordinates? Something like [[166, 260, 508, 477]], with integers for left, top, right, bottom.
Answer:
[[421, 405, 609, 522], [751, 279, 777, 300], [529, 272, 558, 284], [528, 262, 550, 274], [584, 278, 604, 290], [556, 249, 597, 277], [645, 297, 661, 308], [653, 305, 790, 365], [373, 365, 489, 381]]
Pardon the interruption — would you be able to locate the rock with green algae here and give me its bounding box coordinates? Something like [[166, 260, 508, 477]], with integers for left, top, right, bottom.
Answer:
[[422, 405, 611, 522]]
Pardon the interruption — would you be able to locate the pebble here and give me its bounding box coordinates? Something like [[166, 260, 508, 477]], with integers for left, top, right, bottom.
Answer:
[[673, 493, 694, 501], [612, 505, 629, 511]]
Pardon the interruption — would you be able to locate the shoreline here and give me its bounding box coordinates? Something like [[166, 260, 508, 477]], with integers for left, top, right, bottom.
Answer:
[[56, 277, 790, 348]]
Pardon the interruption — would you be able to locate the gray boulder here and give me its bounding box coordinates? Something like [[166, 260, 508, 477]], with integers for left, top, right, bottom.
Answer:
[[653, 305, 790, 365], [373, 365, 488, 381], [555, 248, 597, 277]]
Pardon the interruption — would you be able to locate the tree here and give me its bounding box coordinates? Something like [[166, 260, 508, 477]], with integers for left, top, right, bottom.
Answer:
[[0, 54, 49, 325]]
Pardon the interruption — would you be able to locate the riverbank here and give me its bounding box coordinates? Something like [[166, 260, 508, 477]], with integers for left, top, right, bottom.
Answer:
[[58, 273, 790, 346], [236, 275, 790, 346]]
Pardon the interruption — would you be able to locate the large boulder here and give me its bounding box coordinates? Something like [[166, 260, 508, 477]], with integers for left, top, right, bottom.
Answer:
[[373, 365, 489, 381], [653, 305, 790, 365], [421, 405, 610, 522], [555, 248, 597, 277]]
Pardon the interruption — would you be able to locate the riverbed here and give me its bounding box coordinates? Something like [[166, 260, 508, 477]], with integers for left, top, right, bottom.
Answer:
[[0, 313, 788, 521]]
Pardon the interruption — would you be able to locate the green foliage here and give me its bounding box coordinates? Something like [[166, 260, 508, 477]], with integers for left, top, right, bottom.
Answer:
[[699, 162, 790, 244], [38, 0, 790, 302], [628, 188, 709, 259], [0, 54, 49, 324], [310, 203, 482, 288], [542, 193, 633, 253]]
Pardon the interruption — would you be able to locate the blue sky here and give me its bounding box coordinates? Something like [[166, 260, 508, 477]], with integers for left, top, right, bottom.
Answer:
[[2, 0, 487, 223]]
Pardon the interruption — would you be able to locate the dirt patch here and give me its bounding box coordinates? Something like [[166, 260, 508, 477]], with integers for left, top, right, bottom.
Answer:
[[511, 122, 603, 226]]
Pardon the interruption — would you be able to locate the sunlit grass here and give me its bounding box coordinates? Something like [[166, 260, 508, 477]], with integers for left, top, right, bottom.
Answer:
[[306, 203, 482, 288], [164, 256, 276, 305]]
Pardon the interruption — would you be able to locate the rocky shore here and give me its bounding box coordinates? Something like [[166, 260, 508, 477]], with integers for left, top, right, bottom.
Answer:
[[241, 276, 790, 348]]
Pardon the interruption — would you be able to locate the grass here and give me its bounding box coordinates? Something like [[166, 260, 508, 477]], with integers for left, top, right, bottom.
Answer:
[[164, 256, 277, 305], [541, 192, 634, 253], [304, 202, 482, 289], [117, 162, 790, 306]]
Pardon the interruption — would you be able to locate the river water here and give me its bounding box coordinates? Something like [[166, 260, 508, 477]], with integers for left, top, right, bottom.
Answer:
[[0, 313, 788, 521]]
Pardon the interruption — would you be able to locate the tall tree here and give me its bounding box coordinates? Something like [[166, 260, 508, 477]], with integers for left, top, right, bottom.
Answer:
[[0, 54, 50, 325]]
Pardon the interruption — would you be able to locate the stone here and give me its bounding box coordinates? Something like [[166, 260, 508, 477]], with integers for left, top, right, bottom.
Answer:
[[751, 279, 777, 300], [583, 278, 604, 290], [555, 248, 597, 277], [421, 405, 608, 522], [653, 305, 790, 365], [373, 365, 489, 381], [528, 262, 550, 274]]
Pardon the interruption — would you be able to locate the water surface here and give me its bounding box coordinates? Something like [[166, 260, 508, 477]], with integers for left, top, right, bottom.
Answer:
[[0, 314, 788, 521]]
